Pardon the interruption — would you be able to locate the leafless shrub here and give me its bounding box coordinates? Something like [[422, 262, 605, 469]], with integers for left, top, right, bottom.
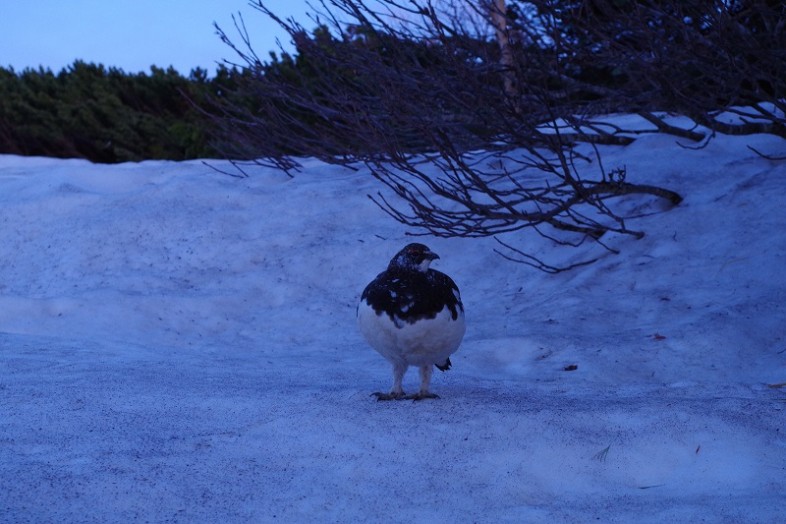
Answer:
[[204, 0, 780, 270]]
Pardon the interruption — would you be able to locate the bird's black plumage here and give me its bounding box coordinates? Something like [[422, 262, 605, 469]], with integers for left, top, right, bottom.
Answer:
[[361, 268, 463, 326]]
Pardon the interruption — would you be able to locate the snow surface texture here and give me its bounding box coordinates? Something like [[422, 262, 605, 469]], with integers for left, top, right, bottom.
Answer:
[[1, 116, 785, 523]]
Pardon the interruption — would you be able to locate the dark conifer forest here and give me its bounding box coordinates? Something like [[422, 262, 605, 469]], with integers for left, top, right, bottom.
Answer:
[[1, 0, 783, 165], [0, 62, 226, 162]]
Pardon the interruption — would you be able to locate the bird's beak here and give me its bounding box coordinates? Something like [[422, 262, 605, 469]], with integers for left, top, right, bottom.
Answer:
[[426, 251, 440, 261]]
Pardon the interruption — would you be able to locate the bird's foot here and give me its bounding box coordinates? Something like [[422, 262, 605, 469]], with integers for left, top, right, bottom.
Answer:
[[404, 391, 440, 401], [371, 391, 407, 401]]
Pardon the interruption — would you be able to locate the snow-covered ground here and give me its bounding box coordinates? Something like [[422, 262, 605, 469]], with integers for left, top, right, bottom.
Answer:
[[1, 118, 785, 523]]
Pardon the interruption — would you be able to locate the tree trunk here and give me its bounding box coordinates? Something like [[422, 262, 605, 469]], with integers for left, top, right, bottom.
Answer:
[[488, 0, 518, 106]]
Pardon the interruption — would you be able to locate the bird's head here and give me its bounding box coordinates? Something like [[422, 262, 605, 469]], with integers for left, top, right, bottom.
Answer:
[[389, 243, 439, 272]]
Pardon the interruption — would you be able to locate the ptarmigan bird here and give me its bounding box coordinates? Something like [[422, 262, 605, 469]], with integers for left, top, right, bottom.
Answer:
[[357, 243, 465, 400]]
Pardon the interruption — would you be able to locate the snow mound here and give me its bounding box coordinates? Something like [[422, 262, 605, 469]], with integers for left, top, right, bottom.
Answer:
[[1, 124, 784, 522]]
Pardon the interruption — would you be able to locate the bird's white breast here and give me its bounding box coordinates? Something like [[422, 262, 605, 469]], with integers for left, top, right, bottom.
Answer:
[[357, 299, 466, 367]]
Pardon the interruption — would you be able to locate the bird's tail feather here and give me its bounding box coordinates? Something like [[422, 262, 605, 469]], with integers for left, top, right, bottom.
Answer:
[[435, 358, 452, 372]]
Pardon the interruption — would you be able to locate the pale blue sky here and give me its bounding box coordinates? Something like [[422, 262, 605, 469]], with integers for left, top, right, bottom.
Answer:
[[0, 1, 314, 74]]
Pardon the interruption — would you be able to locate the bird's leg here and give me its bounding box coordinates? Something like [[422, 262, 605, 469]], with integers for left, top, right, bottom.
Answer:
[[372, 361, 408, 401], [405, 365, 440, 401]]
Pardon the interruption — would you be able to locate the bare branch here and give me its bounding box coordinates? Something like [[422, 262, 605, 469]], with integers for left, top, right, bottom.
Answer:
[[201, 0, 786, 270]]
